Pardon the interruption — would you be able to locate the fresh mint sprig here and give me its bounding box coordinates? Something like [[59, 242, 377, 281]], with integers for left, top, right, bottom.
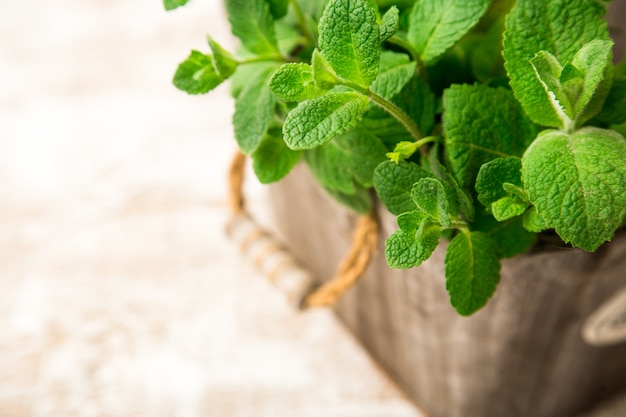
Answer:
[[169, 0, 626, 316]]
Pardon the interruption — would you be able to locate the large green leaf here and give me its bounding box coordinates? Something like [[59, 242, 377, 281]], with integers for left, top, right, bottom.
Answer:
[[226, 0, 280, 55]]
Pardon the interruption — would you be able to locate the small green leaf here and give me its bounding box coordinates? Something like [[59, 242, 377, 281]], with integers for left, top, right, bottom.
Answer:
[[267, 0, 289, 19], [522, 206, 548, 233], [386, 141, 420, 163], [252, 128, 302, 183], [173, 51, 224, 95], [268, 63, 326, 102], [226, 0, 279, 55], [233, 64, 278, 154], [207, 37, 239, 79], [522, 127, 626, 251], [411, 178, 451, 228], [373, 160, 433, 215], [529, 50, 572, 128], [283, 92, 369, 150], [311, 49, 342, 90], [475, 157, 523, 208], [445, 230, 501, 316], [379, 6, 399, 42], [370, 51, 416, 99], [386, 214, 441, 269], [503, 0, 609, 127], [443, 84, 537, 190], [492, 196, 530, 221], [407, 0, 491, 66], [304, 128, 388, 193], [318, 0, 380, 87], [164, 0, 190, 11]]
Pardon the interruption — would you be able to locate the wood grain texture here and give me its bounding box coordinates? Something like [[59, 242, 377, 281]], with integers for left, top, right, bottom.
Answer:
[[268, 164, 626, 417]]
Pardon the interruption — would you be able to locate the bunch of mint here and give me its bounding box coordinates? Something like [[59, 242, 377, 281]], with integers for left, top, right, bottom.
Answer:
[[168, 0, 626, 315]]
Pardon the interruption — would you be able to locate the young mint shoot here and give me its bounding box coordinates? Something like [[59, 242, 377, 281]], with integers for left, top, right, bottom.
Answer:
[[170, 0, 626, 316]]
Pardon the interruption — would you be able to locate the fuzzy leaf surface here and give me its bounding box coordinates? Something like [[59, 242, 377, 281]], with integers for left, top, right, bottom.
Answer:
[[407, 0, 491, 66], [283, 92, 369, 150], [252, 128, 302, 183], [503, 0, 609, 127], [318, 0, 380, 87], [443, 84, 537, 190], [445, 231, 501, 316], [412, 178, 451, 228], [233, 65, 278, 154], [173, 51, 224, 94], [475, 157, 523, 208], [226, 0, 279, 55], [268, 63, 326, 102], [386, 219, 441, 269], [522, 127, 626, 251], [380, 6, 399, 42], [373, 161, 433, 215], [304, 128, 388, 193]]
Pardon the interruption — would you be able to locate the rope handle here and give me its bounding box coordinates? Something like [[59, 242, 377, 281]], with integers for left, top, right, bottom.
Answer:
[[226, 150, 379, 309]]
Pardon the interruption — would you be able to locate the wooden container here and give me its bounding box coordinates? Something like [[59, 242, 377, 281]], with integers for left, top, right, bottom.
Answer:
[[267, 164, 626, 417]]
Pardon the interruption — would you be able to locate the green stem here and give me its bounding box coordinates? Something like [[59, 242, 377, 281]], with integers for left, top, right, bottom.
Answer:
[[289, 0, 316, 48], [239, 54, 304, 65], [367, 90, 424, 141]]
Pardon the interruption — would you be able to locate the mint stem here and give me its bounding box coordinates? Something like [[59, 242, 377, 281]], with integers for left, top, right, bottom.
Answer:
[[367, 90, 424, 141]]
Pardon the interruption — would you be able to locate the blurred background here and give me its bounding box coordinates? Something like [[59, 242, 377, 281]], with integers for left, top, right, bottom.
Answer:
[[0, 1, 422, 416]]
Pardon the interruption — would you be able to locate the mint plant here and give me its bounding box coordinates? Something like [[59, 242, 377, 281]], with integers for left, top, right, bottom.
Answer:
[[168, 0, 626, 316]]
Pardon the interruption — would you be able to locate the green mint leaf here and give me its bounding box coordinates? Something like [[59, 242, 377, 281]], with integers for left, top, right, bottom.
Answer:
[[503, 0, 609, 127], [407, 0, 491, 66], [321, 182, 373, 214], [445, 230, 501, 316], [370, 51, 416, 100], [474, 212, 536, 258], [207, 37, 239, 79], [529, 40, 614, 129], [443, 84, 537, 191], [412, 178, 452, 228], [491, 196, 530, 221], [268, 63, 326, 102], [529, 50, 573, 128], [597, 76, 626, 124], [173, 51, 224, 95], [522, 206, 548, 233], [475, 157, 523, 208], [226, 0, 279, 55], [304, 128, 388, 193], [379, 6, 399, 42], [569, 39, 614, 126], [252, 128, 302, 183], [386, 141, 420, 163], [318, 0, 380, 87], [267, 0, 289, 19], [311, 49, 342, 90], [522, 127, 626, 251], [502, 182, 529, 203], [386, 213, 441, 269], [164, 0, 190, 11], [233, 64, 278, 154], [373, 160, 433, 215], [283, 92, 369, 150]]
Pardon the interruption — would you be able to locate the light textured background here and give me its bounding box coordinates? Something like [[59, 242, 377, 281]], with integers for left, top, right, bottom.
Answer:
[[0, 1, 424, 416]]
